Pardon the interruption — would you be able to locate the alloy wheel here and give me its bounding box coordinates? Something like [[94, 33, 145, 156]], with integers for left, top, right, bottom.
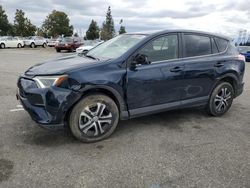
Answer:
[[78, 102, 113, 137], [214, 87, 232, 113]]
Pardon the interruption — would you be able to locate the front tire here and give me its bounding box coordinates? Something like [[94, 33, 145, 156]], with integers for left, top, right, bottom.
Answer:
[[42, 43, 47, 48], [30, 43, 35, 48], [206, 82, 234, 116], [17, 43, 22, 48], [69, 94, 119, 142], [1, 43, 5, 49]]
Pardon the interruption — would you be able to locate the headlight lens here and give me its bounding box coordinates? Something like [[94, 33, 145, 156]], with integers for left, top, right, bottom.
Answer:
[[33, 75, 68, 88]]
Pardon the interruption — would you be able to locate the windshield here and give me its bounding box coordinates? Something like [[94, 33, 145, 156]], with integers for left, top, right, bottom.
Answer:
[[62, 37, 73, 43], [86, 34, 146, 59]]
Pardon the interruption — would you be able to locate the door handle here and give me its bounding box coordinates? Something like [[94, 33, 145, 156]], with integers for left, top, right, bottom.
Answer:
[[214, 62, 224, 67], [170, 66, 184, 72]]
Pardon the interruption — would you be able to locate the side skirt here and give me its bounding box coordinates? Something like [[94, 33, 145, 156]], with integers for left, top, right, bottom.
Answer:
[[128, 96, 209, 119]]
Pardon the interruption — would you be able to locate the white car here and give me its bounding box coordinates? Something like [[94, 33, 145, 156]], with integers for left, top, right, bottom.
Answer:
[[76, 41, 103, 54], [0, 36, 24, 49], [23, 36, 47, 48]]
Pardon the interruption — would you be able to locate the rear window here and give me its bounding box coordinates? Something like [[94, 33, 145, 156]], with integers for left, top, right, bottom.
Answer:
[[214, 37, 228, 52], [183, 34, 211, 57]]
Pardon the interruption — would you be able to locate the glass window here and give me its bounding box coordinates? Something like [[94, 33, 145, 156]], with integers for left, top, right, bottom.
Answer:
[[138, 35, 178, 62], [184, 34, 211, 57], [215, 37, 228, 52], [211, 38, 219, 54]]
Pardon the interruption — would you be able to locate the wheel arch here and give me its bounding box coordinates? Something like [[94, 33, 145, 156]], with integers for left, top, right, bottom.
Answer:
[[215, 73, 239, 97], [64, 85, 129, 125]]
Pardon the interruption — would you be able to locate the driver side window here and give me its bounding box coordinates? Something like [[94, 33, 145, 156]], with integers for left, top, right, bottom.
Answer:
[[138, 34, 178, 63]]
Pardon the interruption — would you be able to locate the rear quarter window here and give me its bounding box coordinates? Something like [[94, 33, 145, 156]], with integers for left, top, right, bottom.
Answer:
[[214, 37, 228, 52]]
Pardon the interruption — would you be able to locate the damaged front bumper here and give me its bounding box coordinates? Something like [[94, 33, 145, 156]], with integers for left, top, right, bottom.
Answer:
[[17, 76, 81, 130]]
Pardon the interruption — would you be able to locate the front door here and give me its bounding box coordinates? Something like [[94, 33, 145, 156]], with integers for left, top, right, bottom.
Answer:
[[126, 34, 185, 115]]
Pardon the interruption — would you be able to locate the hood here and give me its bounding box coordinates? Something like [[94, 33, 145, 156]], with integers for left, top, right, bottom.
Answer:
[[25, 55, 104, 76]]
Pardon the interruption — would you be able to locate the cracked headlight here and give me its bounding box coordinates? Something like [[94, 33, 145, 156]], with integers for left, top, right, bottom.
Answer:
[[33, 75, 68, 88]]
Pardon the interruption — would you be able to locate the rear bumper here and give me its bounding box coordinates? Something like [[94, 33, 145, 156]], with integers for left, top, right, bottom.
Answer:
[[235, 82, 244, 97]]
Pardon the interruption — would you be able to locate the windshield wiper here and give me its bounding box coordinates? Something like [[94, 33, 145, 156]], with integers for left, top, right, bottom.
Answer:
[[84, 54, 99, 61]]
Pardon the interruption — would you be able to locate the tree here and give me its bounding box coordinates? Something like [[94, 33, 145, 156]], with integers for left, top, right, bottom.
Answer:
[[100, 6, 115, 40], [86, 20, 100, 40], [118, 19, 126, 34], [42, 10, 73, 37], [0, 6, 12, 35], [13, 9, 36, 36]]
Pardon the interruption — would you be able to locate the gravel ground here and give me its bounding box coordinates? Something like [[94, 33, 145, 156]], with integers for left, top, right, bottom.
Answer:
[[0, 48, 249, 188]]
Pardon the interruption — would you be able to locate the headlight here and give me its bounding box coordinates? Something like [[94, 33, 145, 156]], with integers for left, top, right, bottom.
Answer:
[[33, 75, 68, 88]]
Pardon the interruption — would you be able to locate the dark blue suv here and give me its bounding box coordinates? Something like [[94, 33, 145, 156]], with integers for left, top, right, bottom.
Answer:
[[17, 30, 245, 142]]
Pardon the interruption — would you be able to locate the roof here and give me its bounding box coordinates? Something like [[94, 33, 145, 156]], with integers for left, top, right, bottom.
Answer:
[[126, 29, 231, 40]]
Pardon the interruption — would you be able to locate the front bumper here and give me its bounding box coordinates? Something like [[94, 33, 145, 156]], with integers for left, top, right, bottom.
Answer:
[[17, 77, 81, 130]]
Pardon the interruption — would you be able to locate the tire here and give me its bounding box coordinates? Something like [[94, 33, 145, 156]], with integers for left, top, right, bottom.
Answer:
[[1, 43, 5, 49], [17, 43, 22, 48], [56, 49, 61, 53], [69, 47, 74, 52], [69, 94, 119, 142], [206, 82, 234, 116], [42, 43, 47, 48], [30, 43, 35, 48]]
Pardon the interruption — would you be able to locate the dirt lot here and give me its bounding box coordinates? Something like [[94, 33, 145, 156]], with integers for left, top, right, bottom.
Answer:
[[0, 48, 249, 188]]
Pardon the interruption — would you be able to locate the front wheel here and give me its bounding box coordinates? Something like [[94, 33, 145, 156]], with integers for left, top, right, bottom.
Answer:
[[1, 43, 5, 49], [42, 43, 47, 48], [69, 94, 119, 142], [17, 43, 22, 48], [30, 43, 35, 48], [206, 82, 234, 116]]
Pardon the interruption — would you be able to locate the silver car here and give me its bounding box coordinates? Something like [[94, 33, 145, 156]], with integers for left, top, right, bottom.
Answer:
[[23, 36, 47, 48]]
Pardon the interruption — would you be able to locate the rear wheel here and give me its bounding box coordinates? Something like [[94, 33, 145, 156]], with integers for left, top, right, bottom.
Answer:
[[206, 82, 234, 116], [69, 94, 119, 142], [1, 43, 5, 49], [56, 49, 61, 52]]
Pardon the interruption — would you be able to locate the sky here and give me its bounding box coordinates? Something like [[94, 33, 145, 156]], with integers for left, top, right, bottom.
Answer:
[[0, 0, 250, 37]]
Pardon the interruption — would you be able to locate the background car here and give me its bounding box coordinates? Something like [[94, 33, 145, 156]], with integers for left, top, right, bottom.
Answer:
[[76, 40, 104, 54], [55, 37, 83, 52], [237, 46, 250, 62], [23, 36, 47, 48], [0, 36, 24, 49]]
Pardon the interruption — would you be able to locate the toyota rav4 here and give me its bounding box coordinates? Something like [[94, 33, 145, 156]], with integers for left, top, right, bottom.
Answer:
[[17, 30, 245, 142]]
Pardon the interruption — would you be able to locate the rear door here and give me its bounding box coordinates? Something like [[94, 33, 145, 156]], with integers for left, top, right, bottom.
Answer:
[[126, 33, 185, 113], [180, 33, 219, 103]]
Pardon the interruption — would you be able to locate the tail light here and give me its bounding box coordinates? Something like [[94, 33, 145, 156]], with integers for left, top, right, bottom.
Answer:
[[237, 54, 245, 62]]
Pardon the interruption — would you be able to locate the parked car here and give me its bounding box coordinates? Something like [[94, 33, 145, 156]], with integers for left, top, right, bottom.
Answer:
[[237, 46, 250, 62], [55, 37, 83, 52], [0, 36, 24, 48], [76, 40, 104, 54], [17, 30, 245, 142], [23, 36, 47, 48]]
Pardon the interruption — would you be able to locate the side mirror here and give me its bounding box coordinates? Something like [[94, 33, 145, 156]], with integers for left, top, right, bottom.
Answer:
[[131, 54, 150, 67]]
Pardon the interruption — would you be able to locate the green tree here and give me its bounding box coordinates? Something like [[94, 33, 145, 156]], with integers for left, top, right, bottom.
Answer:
[[118, 19, 126, 34], [86, 20, 100, 40], [0, 5, 12, 35], [100, 6, 115, 40], [13, 9, 36, 36], [42, 10, 73, 37]]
